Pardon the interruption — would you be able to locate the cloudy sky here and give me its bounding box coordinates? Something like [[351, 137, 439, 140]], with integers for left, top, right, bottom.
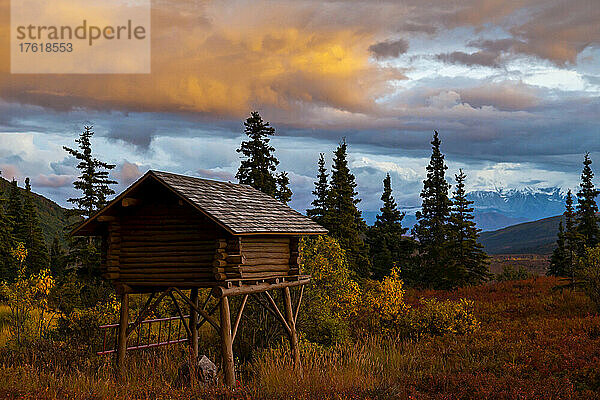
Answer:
[[0, 0, 598, 213]]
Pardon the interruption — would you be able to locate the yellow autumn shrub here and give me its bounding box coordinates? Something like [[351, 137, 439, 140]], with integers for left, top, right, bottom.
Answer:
[[300, 236, 361, 344]]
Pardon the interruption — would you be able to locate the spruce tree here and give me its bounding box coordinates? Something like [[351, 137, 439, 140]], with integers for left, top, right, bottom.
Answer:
[[0, 173, 15, 281], [576, 153, 600, 249], [275, 171, 292, 204], [49, 236, 66, 277], [236, 112, 292, 203], [64, 126, 117, 219], [64, 126, 117, 277], [449, 169, 489, 286], [22, 178, 49, 272], [323, 138, 370, 277], [563, 190, 580, 282], [548, 221, 568, 277], [367, 173, 412, 280], [7, 179, 26, 244], [412, 131, 453, 288], [306, 153, 329, 225]]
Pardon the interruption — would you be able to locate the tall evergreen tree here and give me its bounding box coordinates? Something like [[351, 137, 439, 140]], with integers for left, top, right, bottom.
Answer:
[[576, 153, 600, 249], [236, 112, 292, 203], [367, 174, 412, 280], [0, 172, 15, 281], [306, 153, 329, 225], [275, 171, 292, 204], [49, 236, 66, 277], [64, 126, 117, 219], [7, 179, 26, 244], [324, 139, 370, 277], [563, 190, 580, 282], [63, 126, 117, 277], [548, 221, 568, 277], [412, 131, 453, 288], [22, 177, 49, 272], [449, 169, 489, 286]]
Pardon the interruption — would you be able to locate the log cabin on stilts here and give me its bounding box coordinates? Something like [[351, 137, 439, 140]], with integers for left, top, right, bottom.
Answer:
[[71, 170, 327, 385]]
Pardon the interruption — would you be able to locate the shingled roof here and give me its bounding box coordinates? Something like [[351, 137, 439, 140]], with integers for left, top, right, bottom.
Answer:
[[73, 170, 327, 236]]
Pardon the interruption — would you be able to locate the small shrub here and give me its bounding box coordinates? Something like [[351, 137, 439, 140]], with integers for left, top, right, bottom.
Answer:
[[299, 236, 361, 345], [576, 246, 600, 311], [496, 264, 531, 282], [408, 298, 480, 337]]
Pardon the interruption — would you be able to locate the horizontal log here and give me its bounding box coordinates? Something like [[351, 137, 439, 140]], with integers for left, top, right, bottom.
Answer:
[[213, 260, 227, 268], [120, 262, 213, 268], [98, 215, 117, 222], [118, 267, 212, 273], [240, 271, 289, 279], [214, 252, 228, 261], [119, 272, 213, 279], [103, 272, 120, 280], [243, 253, 290, 260], [122, 198, 140, 207], [242, 264, 290, 273], [120, 256, 214, 263], [120, 251, 215, 258], [120, 246, 215, 253], [120, 241, 215, 248], [244, 258, 291, 266], [226, 255, 244, 264], [214, 278, 310, 298], [242, 237, 290, 244]]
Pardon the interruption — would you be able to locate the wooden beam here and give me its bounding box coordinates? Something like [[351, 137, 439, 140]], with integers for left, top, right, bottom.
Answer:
[[213, 278, 310, 298], [169, 292, 193, 340], [172, 287, 220, 332], [262, 291, 291, 337], [283, 287, 301, 369], [98, 215, 117, 223], [116, 293, 129, 379], [231, 294, 248, 343], [220, 297, 235, 386], [121, 198, 140, 207], [190, 288, 199, 360], [294, 285, 304, 325], [126, 289, 172, 337]]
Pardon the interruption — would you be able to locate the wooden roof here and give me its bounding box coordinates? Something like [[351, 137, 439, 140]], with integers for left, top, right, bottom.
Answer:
[[73, 170, 328, 236]]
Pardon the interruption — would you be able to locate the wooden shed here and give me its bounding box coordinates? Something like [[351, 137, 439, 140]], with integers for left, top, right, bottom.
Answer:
[[72, 170, 327, 384]]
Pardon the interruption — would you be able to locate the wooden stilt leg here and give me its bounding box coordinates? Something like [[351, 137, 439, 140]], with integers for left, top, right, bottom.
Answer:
[[117, 293, 129, 379], [219, 296, 235, 386], [190, 288, 199, 360], [283, 287, 301, 369]]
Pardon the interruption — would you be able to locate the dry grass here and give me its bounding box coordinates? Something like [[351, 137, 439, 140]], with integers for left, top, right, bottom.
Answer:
[[0, 277, 599, 399]]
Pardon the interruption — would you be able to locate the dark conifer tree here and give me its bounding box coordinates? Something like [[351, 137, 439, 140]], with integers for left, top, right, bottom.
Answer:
[[306, 153, 329, 225], [563, 190, 580, 282], [367, 173, 412, 280], [324, 138, 370, 277], [275, 171, 292, 204], [236, 112, 292, 203], [64, 126, 117, 219], [0, 173, 15, 281], [548, 221, 568, 277], [49, 236, 66, 277], [449, 169, 489, 286], [412, 131, 453, 288], [63, 126, 117, 277], [22, 178, 49, 272], [7, 179, 26, 244], [576, 153, 600, 250]]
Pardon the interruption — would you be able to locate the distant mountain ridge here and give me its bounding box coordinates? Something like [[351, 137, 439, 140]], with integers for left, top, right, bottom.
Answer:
[[363, 187, 569, 232]]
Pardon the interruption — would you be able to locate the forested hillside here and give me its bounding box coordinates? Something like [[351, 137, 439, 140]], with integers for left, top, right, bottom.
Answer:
[[0, 177, 72, 244]]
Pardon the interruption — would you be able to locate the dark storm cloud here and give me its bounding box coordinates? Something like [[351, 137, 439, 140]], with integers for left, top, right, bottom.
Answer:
[[369, 39, 410, 59], [436, 51, 503, 67]]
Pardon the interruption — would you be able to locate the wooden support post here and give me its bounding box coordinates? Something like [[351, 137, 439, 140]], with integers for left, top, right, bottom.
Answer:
[[283, 287, 301, 370], [116, 293, 129, 378], [190, 288, 199, 360], [220, 296, 235, 386]]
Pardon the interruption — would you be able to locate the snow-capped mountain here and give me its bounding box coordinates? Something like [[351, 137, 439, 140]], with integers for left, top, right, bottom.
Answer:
[[363, 187, 569, 232]]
